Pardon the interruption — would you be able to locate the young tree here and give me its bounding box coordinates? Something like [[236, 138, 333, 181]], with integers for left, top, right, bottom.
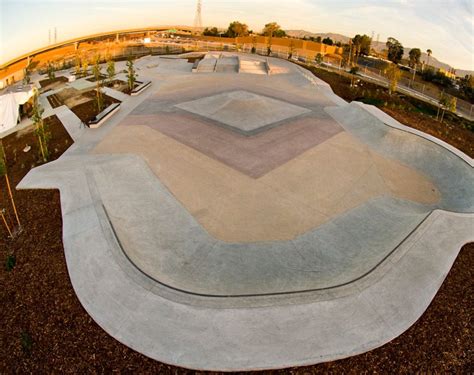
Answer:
[[251, 36, 257, 54], [126, 56, 137, 92], [437, 92, 456, 122], [47, 61, 56, 80], [82, 57, 89, 77], [349, 66, 359, 87], [288, 40, 295, 59], [23, 60, 33, 84], [31, 92, 50, 162], [0, 144, 21, 232], [385, 64, 401, 95], [226, 21, 249, 38], [0, 208, 13, 238], [106, 57, 115, 84], [315, 53, 323, 65], [408, 48, 421, 68], [386, 37, 404, 64], [92, 56, 104, 112], [74, 55, 81, 76]]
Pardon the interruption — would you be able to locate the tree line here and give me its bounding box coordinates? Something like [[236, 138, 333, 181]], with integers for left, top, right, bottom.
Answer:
[[203, 21, 286, 38]]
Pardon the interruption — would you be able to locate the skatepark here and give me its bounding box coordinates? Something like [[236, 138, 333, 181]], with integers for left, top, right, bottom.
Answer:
[[18, 53, 474, 370]]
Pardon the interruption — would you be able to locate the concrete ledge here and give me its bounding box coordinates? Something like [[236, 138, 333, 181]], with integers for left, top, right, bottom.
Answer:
[[88, 103, 121, 129], [131, 80, 151, 96]]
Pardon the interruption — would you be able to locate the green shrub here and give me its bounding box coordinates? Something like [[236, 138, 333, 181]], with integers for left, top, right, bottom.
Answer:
[[20, 331, 33, 353], [349, 66, 359, 75], [360, 97, 384, 107], [5, 254, 16, 271]]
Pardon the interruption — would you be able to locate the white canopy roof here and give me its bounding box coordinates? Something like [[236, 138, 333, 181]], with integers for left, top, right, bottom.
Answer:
[[0, 85, 36, 132]]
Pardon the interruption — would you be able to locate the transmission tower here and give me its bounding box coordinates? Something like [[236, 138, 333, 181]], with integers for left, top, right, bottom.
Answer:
[[194, 0, 203, 29]]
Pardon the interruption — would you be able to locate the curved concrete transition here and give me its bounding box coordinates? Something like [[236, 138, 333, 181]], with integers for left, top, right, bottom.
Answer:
[[18, 53, 474, 371]]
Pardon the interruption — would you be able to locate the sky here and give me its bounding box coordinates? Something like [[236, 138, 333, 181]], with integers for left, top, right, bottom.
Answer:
[[1, 0, 473, 70]]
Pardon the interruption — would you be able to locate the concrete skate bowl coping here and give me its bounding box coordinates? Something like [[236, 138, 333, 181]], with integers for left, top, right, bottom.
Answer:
[[94, 86, 474, 304]]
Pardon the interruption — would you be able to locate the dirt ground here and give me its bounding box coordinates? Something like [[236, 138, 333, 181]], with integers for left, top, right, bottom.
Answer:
[[70, 93, 119, 124], [0, 80, 472, 373], [38, 76, 68, 92], [86, 75, 140, 95], [46, 88, 120, 124]]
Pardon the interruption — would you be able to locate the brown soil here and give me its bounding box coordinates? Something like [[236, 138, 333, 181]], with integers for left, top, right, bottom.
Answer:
[[70, 93, 120, 124], [86, 78, 140, 95], [47, 87, 88, 109], [122, 83, 141, 95], [304, 66, 474, 158], [0, 74, 472, 373], [38, 76, 68, 91], [47, 87, 120, 124], [0, 115, 72, 185]]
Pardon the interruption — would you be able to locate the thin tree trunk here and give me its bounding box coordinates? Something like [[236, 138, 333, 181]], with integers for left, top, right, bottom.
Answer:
[[5, 174, 20, 228], [1, 210, 13, 237], [37, 122, 47, 162]]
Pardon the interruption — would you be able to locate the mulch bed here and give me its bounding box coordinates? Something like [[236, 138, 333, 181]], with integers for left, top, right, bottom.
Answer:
[[46, 93, 64, 109], [85, 74, 108, 83], [305, 66, 474, 158], [382, 107, 474, 157], [0, 75, 472, 373], [69, 93, 120, 125], [38, 76, 68, 89], [86, 76, 140, 95]]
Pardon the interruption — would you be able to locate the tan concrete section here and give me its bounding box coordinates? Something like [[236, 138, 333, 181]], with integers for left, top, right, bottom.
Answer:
[[94, 125, 327, 242], [371, 152, 440, 204], [94, 125, 440, 242], [259, 131, 440, 218]]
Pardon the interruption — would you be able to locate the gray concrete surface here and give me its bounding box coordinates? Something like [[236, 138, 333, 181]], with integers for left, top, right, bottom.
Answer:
[[17, 52, 474, 370], [175, 90, 311, 135]]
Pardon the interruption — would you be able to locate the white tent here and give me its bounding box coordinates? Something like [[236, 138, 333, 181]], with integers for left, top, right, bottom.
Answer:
[[0, 86, 36, 132]]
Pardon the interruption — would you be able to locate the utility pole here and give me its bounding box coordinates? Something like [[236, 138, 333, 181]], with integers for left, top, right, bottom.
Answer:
[[48, 29, 51, 44], [370, 30, 374, 53], [54, 27, 57, 44]]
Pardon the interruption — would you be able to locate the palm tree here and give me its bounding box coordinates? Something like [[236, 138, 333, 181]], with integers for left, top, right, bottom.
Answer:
[[426, 49, 432, 68]]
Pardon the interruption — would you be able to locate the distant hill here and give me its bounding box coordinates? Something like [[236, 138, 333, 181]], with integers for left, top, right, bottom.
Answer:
[[285, 30, 473, 77], [286, 30, 350, 44]]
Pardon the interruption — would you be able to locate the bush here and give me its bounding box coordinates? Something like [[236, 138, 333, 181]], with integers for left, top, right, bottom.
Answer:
[[422, 68, 453, 88], [350, 66, 359, 75]]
